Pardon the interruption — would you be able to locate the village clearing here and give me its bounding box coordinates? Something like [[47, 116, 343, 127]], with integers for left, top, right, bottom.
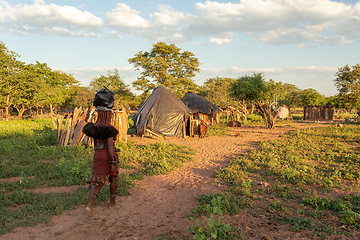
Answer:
[[1, 121, 359, 240]]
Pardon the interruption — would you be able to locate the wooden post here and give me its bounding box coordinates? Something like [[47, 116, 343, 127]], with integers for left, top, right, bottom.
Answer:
[[71, 119, 86, 145], [56, 116, 64, 145], [183, 120, 186, 138], [58, 117, 71, 146], [69, 107, 81, 141], [145, 129, 165, 139]]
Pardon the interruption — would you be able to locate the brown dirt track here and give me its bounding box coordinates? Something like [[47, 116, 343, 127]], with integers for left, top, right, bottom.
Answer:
[[1, 121, 359, 240]]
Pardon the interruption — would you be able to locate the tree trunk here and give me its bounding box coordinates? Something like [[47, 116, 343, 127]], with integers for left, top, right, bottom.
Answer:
[[256, 103, 275, 129], [5, 94, 11, 121], [14, 104, 26, 119], [5, 106, 9, 121], [49, 103, 56, 126]]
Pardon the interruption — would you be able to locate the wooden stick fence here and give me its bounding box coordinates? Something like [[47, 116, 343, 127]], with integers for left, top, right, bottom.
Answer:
[[57, 107, 128, 147]]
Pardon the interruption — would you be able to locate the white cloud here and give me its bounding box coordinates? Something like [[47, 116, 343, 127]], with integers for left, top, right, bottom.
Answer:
[[189, 0, 359, 45], [0, 0, 359, 45], [106, 3, 150, 29], [0, 0, 103, 36], [45, 27, 73, 37], [151, 5, 186, 27], [209, 32, 233, 44], [110, 31, 122, 39]]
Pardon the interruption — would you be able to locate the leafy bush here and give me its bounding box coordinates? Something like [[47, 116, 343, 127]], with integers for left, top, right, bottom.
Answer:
[[207, 124, 228, 136], [188, 215, 243, 240]]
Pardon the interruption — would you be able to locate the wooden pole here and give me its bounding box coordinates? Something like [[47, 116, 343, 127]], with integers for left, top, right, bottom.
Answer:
[[145, 129, 165, 139], [56, 116, 64, 145]]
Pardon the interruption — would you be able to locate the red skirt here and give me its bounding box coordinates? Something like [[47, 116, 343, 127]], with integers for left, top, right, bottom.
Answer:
[[86, 149, 118, 186]]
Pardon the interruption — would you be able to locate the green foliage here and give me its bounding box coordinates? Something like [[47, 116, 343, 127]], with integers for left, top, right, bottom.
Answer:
[[302, 195, 360, 229], [117, 141, 195, 176], [0, 118, 54, 140], [0, 42, 80, 119], [269, 199, 287, 212], [116, 140, 195, 175], [128, 42, 200, 98], [188, 215, 243, 240], [277, 83, 303, 108], [230, 73, 282, 128], [300, 88, 326, 106], [334, 64, 360, 109], [211, 124, 360, 236], [201, 77, 237, 108], [0, 188, 89, 235], [207, 124, 228, 136], [190, 193, 250, 218], [242, 113, 263, 124], [65, 86, 94, 108], [276, 215, 335, 236]]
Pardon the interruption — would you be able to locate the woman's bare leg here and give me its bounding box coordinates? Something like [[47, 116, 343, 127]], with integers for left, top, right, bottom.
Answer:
[[109, 176, 117, 207], [86, 184, 103, 216]]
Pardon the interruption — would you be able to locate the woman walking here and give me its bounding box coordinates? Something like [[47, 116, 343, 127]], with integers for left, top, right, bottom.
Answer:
[[82, 88, 119, 217]]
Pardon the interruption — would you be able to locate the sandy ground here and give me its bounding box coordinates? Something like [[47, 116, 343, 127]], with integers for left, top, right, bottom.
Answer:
[[1, 122, 358, 240]]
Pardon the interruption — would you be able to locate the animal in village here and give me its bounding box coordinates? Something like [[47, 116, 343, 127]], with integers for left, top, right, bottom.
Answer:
[[197, 120, 209, 138], [228, 120, 241, 127]]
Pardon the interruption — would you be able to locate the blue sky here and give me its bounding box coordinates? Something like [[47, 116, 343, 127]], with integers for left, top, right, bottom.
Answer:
[[1, 0, 360, 97]]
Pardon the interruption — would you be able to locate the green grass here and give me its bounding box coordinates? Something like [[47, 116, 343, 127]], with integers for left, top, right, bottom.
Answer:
[[0, 119, 195, 235], [207, 124, 229, 136], [115, 140, 195, 176], [189, 123, 360, 238]]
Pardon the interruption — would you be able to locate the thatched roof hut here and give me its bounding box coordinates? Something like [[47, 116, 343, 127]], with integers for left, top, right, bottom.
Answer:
[[181, 92, 222, 127], [181, 92, 222, 115]]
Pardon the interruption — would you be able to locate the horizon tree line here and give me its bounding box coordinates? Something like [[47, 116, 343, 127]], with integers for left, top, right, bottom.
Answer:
[[1, 41, 359, 125]]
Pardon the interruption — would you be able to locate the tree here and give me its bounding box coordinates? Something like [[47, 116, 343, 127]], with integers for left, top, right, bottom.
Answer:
[[202, 77, 236, 107], [0, 41, 23, 120], [31, 62, 71, 124], [1, 41, 82, 120], [278, 83, 303, 112], [11, 63, 42, 118], [325, 95, 340, 107], [90, 69, 134, 108], [69, 86, 94, 108], [202, 77, 251, 121], [128, 42, 200, 98], [300, 88, 326, 106], [334, 64, 360, 109], [230, 73, 282, 129]]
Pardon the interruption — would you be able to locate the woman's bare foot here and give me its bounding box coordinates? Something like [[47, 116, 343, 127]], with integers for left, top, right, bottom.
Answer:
[[85, 206, 94, 217]]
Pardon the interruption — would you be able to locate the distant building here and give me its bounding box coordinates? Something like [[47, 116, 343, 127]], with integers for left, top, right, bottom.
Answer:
[[304, 105, 334, 120]]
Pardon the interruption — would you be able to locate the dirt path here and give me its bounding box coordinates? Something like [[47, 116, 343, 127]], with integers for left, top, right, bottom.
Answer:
[[1, 123, 337, 240]]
